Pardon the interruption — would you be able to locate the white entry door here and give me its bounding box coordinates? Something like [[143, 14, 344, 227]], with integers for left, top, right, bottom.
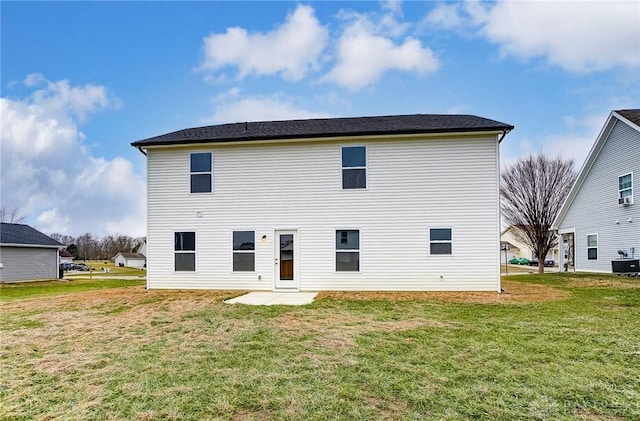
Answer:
[[275, 230, 299, 290]]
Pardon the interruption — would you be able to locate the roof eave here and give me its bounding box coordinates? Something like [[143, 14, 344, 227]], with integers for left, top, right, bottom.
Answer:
[[131, 126, 514, 148], [1, 243, 64, 249]]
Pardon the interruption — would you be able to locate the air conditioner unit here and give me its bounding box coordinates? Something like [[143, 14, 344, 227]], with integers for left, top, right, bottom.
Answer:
[[620, 196, 634, 206]]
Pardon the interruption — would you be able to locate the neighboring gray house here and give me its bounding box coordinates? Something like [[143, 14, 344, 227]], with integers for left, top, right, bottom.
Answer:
[[136, 240, 147, 257], [113, 252, 146, 268], [132, 113, 513, 292], [0, 223, 63, 282], [553, 109, 640, 273]]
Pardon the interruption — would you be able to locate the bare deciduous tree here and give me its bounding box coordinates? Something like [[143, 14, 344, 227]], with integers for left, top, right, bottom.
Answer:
[[501, 154, 576, 273], [0, 207, 26, 224], [49, 233, 74, 246]]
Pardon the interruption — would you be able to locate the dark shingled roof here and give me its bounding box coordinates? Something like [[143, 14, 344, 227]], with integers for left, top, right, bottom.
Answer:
[[0, 223, 63, 247], [616, 109, 640, 127], [132, 114, 514, 147]]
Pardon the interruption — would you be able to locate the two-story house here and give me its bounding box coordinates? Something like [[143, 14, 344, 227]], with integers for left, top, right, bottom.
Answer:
[[132, 114, 513, 291], [553, 109, 639, 273]]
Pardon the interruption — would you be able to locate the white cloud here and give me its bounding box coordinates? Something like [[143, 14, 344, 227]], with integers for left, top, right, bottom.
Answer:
[[324, 8, 439, 90], [501, 108, 618, 169], [468, 0, 640, 73], [0, 75, 145, 237], [424, 3, 465, 31], [203, 89, 333, 124], [200, 5, 328, 81]]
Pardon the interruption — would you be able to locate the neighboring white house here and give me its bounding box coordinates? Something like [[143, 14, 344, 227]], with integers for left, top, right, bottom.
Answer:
[[113, 252, 146, 268], [553, 109, 640, 273], [0, 223, 63, 282], [59, 250, 73, 263], [132, 114, 513, 292], [500, 226, 558, 262]]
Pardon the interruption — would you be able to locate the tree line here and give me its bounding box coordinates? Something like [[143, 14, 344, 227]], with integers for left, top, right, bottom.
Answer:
[[48, 233, 145, 261]]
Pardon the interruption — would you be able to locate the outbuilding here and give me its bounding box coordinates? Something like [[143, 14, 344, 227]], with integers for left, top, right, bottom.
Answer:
[[113, 252, 146, 268], [0, 223, 63, 282]]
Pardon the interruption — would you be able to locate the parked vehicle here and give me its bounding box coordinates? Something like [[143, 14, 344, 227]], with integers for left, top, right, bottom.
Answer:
[[529, 259, 555, 267], [59, 262, 74, 271], [508, 257, 529, 265], [72, 263, 91, 271]]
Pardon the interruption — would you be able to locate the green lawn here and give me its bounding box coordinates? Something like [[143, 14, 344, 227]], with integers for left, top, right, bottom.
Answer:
[[0, 278, 145, 302], [1, 273, 638, 420]]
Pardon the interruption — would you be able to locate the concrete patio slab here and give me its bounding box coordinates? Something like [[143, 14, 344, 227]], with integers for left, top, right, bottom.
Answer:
[[225, 291, 318, 306]]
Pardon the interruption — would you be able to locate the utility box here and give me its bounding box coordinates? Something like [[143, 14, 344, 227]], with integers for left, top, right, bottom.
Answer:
[[611, 259, 639, 276]]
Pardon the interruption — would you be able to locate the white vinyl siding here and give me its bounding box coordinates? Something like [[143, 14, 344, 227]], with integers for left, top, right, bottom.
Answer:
[[145, 134, 501, 291], [0, 246, 59, 282], [557, 117, 640, 272]]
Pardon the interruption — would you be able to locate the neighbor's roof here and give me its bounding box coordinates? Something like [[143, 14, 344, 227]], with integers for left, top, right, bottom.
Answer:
[[0, 223, 63, 248], [616, 109, 640, 127], [59, 250, 73, 257], [115, 252, 146, 260], [132, 114, 514, 147]]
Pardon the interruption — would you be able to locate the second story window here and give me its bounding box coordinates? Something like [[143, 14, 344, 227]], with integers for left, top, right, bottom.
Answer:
[[618, 173, 633, 204], [190, 152, 212, 193], [342, 146, 366, 189]]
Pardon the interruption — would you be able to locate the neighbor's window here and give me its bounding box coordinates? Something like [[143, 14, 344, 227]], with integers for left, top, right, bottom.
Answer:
[[190, 152, 212, 193], [233, 231, 255, 272], [175, 232, 196, 271], [619, 173, 633, 200], [587, 234, 598, 260], [336, 230, 360, 271], [430, 228, 452, 255], [342, 146, 366, 189]]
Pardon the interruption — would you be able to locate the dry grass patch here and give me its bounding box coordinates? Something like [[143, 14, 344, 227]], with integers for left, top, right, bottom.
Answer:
[[1, 286, 242, 312], [566, 277, 640, 289], [316, 279, 569, 304], [271, 309, 451, 350]]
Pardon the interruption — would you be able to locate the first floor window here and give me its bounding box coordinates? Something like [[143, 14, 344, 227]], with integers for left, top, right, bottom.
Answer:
[[336, 230, 360, 271], [587, 234, 598, 260], [619, 173, 633, 200], [190, 152, 212, 193], [233, 231, 255, 271], [430, 228, 452, 255], [175, 232, 196, 271]]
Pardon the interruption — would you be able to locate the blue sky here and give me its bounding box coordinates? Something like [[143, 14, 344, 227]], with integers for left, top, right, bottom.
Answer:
[[2, 1, 639, 237]]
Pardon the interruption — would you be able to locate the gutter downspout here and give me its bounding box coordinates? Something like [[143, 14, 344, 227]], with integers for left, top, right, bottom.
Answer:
[[498, 129, 509, 144], [135, 145, 147, 156]]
